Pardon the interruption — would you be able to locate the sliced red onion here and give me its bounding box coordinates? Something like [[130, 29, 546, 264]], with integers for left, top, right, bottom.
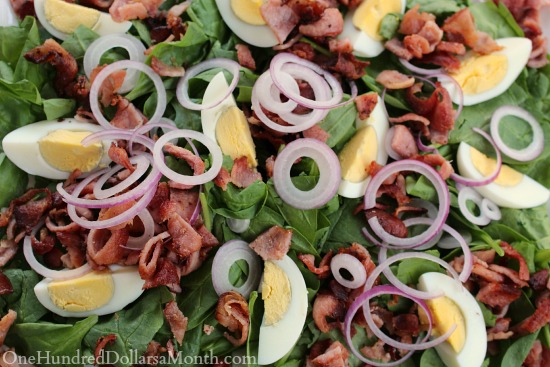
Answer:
[[272, 33, 302, 51], [416, 133, 438, 153], [93, 154, 151, 199], [83, 129, 156, 151], [176, 58, 240, 111], [450, 127, 502, 187], [384, 126, 402, 161], [399, 59, 443, 76], [227, 218, 251, 234], [330, 253, 367, 289], [254, 71, 298, 115], [458, 187, 491, 226], [129, 118, 178, 156], [437, 230, 472, 249], [83, 34, 147, 93], [401, 217, 443, 251], [273, 138, 341, 210], [125, 209, 155, 250], [24, 221, 92, 280], [364, 160, 449, 247], [481, 198, 501, 221], [211, 240, 262, 299], [153, 130, 223, 186], [490, 106, 544, 161], [89, 60, 166, 129], [189, 186, 202, 226]]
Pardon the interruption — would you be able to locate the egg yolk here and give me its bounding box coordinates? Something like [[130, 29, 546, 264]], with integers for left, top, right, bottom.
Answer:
[[215, 106, 258, 167], [470, 146, 523, 186], [262, 261, 291, 326], [353, 0, 402, 41], [419, 296, 466, 353], [231, 0, 266, 25], [338, 125, 378, 183], [44, 0, 100, 34], [48, 270, 114, 312], [450, 54, 508, 95], [38, 130, 104, 173]]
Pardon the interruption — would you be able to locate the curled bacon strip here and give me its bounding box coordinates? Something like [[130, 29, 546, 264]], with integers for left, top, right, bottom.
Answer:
[[167, 213, 202, 258], [215, 291, 250, 347], [163, 301, 188, 346], [94, 334, 117, 365], [87, 228, 129, 266], [138, 232, 168, 279], [312, 293, 345, 333], [308, 340, 350, 367], [0, 272, 13, 296], [298, 251, 333, 279], [0, 310, 16, 347], [230, 157, 262, 189]]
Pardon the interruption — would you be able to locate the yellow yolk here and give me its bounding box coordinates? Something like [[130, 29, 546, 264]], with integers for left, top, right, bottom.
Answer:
[[420, 297, 466, 353], [261, 261, 291, 326], [38, 130, 104, 173], [470, 146, 523, 186], [215, 106, 258, 167], [48, 270, 114, 312], [353, 0, 402, 41], [338, 126, 378, 183], [451, 54, 508, 95], [231, 0, 266, 25], [44, 0, 100, 34]]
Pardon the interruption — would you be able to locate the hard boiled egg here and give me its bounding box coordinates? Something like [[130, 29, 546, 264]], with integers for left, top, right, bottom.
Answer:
[[439, 37, 532, 106], [338, 92, 389, 198], [34, 265, 145, 317], [201, 71, 258, 167], [34, 0, 132, 40], [457, 142, 550, 208], [339, 0, 406, 58], [2, 119, 111, 180], [418, 272, 486, 367], [0, 0, 18, 27], [215, 0, 278, 48], [258, 255, 308, 365]]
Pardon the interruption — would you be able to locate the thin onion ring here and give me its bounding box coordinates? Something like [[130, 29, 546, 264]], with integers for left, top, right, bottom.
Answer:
[[458, 187, 491, 226], [330, 253, 367, 289]]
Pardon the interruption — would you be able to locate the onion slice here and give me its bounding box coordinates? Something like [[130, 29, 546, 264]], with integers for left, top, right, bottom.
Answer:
[[458, 187, 491, 226], [125, 209, 155, 250], [399, 59, 443, 76], [227, 218, 251, 234], [330, 253, 367, 289], [482, 198, 502, 221], [273, 138, 341, 210]]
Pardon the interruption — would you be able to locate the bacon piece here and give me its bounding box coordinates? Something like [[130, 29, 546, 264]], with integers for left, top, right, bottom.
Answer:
[[361, 340, 390, 363], [46, 208, 80, 233], [399, 5, 436, 35], [215, 291, 250, 347], [24, 39, 77, 96], [0, 240, 17, 268], [94, 334, 116, 364], [79, 0, 112, 11], [180, 250, 202, 276], [288, 41, 316, 60], [260, 0, 300, 44], [147, 182, 170, 223], [340, 243, 376, 276], [287, 0, 328, 22], [487, 318, 513, 341], [501, 242, 530, 281], [98, 200, 136, 231], [530, 269, 549, 291], [31, 228, 55, 255], [365, 209, 408, 239], [417, 20, 444, 52], [303, 124, 329, 142], [392, 314, 420, 337], [385, 38, 413, 60], [298, 251, 333, 279], [355, 93, 378, 121], [442, 8, 501, 54], [110, 97, 148, 129], [143, 257, 181, 292], [249, 225, 292, 261], [151, 57, 185, 77], [0, 189, 53, 234], [389, 113, 431, 137], [489, 264, 529, 288], [164, 143, 205, 187], [524, 340, 544, 367], [163, 301, 188, 346], [10, 0, 35, 18], [109, 0, 163, 21], [299, 8, 343, 37], [390, 125, 418, 159], [411, 153, 454, 180], [328, 38, 353, 53], [474, 249, 496, 264], [476, 282, 522, 308], [265, 156, 276, 178], [108, 142, 134, 172], [139, 232, 167, 279], [90, 65, 126, 107], [514, 298, 550, 335], [160, 188, 199, 223], [196, 224, 219, 248], [87, 228, 129, 266], [436, 41, 466, 55], [312, 293, 345, 333], [328, 52, 369, 80], [0, 310, 16, 347], [0, 272, 13, 296], [376, 70, 415, 90], [235, 44, 256, 71], [403, 34, 430, 59], [213, 167, 231, 191], [57, 232, 86, 269], [420, 50, 461, 72], [309, 341, 350, 367], [230, 157, 262, 188], [167, 214, 202, 258]]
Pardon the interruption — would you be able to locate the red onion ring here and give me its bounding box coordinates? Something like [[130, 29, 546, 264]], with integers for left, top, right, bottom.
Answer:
[[153, 130, 223, 186], [227, 218, 251, 234], [330, 253, 367, 289], [364, 160, 449, 247], [83, 129, 156, 151], [176, 58, 240, 111], [125, 209, 155, 250], [416, 133, 438, 153], [437, 230, 472, 249], [451, 127, 502, 187], [211, 240, 262, 299], [23, 221, 93, 280], [273, 138, 341, 210], [458, 187, 491, 226], [481, 198, 501, 221], [89, 60, 166, 129], [490, 106, 544, 161], [93, 154, 151, 199], [254, 70, 299, 115], [399, 59, 443, 76], [384, 126, 402, 161], [272, 33, 302, 51]]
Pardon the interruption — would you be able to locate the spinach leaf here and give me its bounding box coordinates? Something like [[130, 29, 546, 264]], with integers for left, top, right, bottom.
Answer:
[[396, 250, 444, 285], [499, 205, 550, 249], [477, 301, 496, 327], [43, 99, 76, 120], [420, 348, 445, 367], [61, 26, 99, 60], [469, 2, 519, 39], [0, 78, 41, 104], [324, 198, 369, 250], [208, 181, 268, 219], [318, 98, 356, 151], [242, 206, 285, 240], [379, 13, 401, 40], [12, 17, 47, 89], [407, 0, 464, 16], [247, 291, 263, 367], [0, 154, 27, 208], [187, 0, 227, 41], [2, 269, 47, 323], [84, 287, 172, 367], [7, 316, 98, 367], [501, 331, 540, 367]]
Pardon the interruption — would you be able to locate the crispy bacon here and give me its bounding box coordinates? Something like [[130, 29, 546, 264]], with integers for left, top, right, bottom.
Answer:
[[501, 242, 530, 281], [328, 52, 369, 80], [477, 282, 522, 308], [109, 0, 163, 21], [514, 298, 550, 335], [249, 225, 292, 261], [420, 50, 461, 72], [376, 70, 415, 90], [159, 188, 199, 223], [10, 0, 35, 18], [235, 44, 256, 70], [163, 301, 188, 346], [312, 293, 345, 333], [58, 233, 86, 269], [147, 183, 170, 223], [403, 34, 430, 59], [0, 240, 17, 268], [385, 38, 413, 60], [108, 142, 134, 172], [87, 228, 129, 266], [31, 228, 55, 255], [308, 341, 350, 367], [110, 97, 148, 129], [299, 8, 343, 37], [287, 0, 328, 23], [79, 0, 112, 11], [260, 0, 300, 44], [265, 156, 276, 178], [143, 257, 181, 292], [340, 243, 376, 276], [164, 143, 205, 188], [90, 65, 126, 107], [0, 310, 16, 347], [94, 334, 116, 364], [411, 153, 454, 180], [303, 124, 330, 142], [392, 314, 420, 337], [289, 41, 316, 60], [442, 8, 501, 54], [399, 5, 436, 35], [213, 167, 231, 191], [46, 208, 80, 233], [489, 264, 529, 288], [530, 269, 549, 291], [98, 200, 136, 231], [361, 340, 390, 363], [151, 57, 185, 77], [436, 41, 466, 55], [167, 213, 202, 258], [390, 125, 418, 159], [230, 157, 262, 188], [139, 232, 166, 279], [215, 291, 250, 347], [298, 251, 333, 278], [415, 20, 444, 54], [524, 340, 544, 367], [487, 318, 513, 341], [355, 93, 378, 121], [0, 189, 52, 235], [328, 38, 353, 54], [196, 224, 219, 248], [0, 273, 13, 296]]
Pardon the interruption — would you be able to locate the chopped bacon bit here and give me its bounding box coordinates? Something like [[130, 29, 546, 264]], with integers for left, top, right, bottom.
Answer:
[[0, 273, 13, 296], [0, 240, 18, 268], [203, 324, 215, 335], [299, 8, 343, 37], [391, 125, 418, 159], [375, 173, 410, 205], [163, 301, 188, 346], [474, 249, 496, 264], [265, 155, 276, 178], [530, 270, 549, 292], [31, 228, 55, 255], [403, 34, 431, 59], [477, 282, 522, 308], [436, 41, 466, 55], [110, 97, 148, 129], [392, 314, 420, 337], [298, 251, 333, 278], [385, 38, 413, 60], [79, 0, 112, 11], [0, 310, 16, 347], [94, 334, 117, 364], [215, 291, 250, 347], [389, 113, 431, 138], [312, 293, 345, 333], [161, 188, 200, 223], [144, 257, 181, 293], [328, 52, 369, 80], [230, 157, 262, 188], [24, 39, 78, 97], [87, 228, 129, 266], [249, 225, 292, 261], [0, 189, 53, 235], [90, 65, 126, 107], [303, 124, 330, 142], [180, 251, 202, 276], [164, 143, 205, 189], [365, 209, 407, 239], [376, 70, 415, 90], [109, 0, 163, 21], [98, 200, 136, 231], [57, 232, 86, 269], [420, 50, 461, 72], [235, 44, 256, 71], [288, 41, 316, 60], [260, 0, 300, 44], [340, 243, 376, 276], [514, 298, 550, 335], [361, 340, 391, 363], [411, 153, 454, 180], [501, 242, 530, 281], [151, 57, 185, 77], [524, 340, 544, 367], [147, 182, 170, 224], [489, 264, 529, 288], [287, 0, 328, 23], [108, 142, 134, 172], [213, 167, 231, 191], [167, 214, 202, 258], [328, 38, 353, 54], [196, 224, 219, 248], [442, 8, 501, 54], [399, 5, 436, 35], [355, 93, 378, 121], [309, 340, 350, 367], [487, 318, 513, 341], [10, 0, 35, 19], [46, 208, 80, 233], [139, 232, 166, 279]]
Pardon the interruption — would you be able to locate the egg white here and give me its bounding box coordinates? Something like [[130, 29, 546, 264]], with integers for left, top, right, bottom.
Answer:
[[0, 0, 18, 27], [418, 272, 487, 367], [439, 37, 532, 106], [2, 119, 111, 180], [339, 0, 406, 58], [338, 93, 389, 198], [215, 0, 278, 48], [34, 265, 145, 318], [457, 142, 550, 209], [34, 0, 131, 41], [257, 255, 308, 365], [201, 71, 238, 143]]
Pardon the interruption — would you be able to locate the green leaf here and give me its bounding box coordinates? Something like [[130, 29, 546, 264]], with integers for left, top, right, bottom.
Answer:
[[2, 269, 47, 323], [246, 291, 263, 367], [0, 153, 28, 208], [242, 206, 285, 241], [379, 13, 402, 40], [60, 25, 99, 60], [318, 98, 357, 150], [324, 198, 369, 250], [208, 181, 268, 219], [396, 250, 444, 285], [407, 0, 464, 16], [0, 79, 41, 104], [42, 99, 76, 120], [501, 330, 540, 367], [187, 0, 227, 40], [477, 301, 497, 327], [469, 2, 519, 39], [13, 17, 47, 89], [499, 205, 550, 248], [420, 347, 445, 367]]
